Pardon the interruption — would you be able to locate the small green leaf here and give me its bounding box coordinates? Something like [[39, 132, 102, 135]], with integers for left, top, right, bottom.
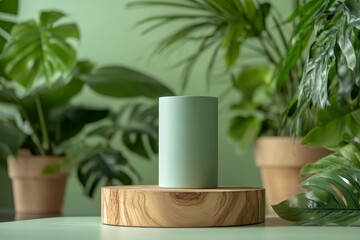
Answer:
[[228, 115, 262, 152], [127, 1, 205, 11], [286, 97, 298, 117], [233, 66, 273, 99], [42, 162, 62, 174]]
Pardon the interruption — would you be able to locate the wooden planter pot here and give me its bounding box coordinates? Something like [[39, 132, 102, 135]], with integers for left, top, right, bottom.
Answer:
[[255, 137, 330, 215], [7, 150, 68, 215]]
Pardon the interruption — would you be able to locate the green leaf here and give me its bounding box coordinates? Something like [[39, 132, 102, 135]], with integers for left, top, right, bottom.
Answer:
[[0, 121, 26, 165], [77, 149, 135, 198], [275, 25, 312, 85], [0, 87, 19, 104], [89, 102, 159, 159], [301, 103, 360, 149], [228, 115, 262, 152], [286, 97, 298, 117], [300, 155, 352, 177], [18, 74, 87, 131], [0, 0, 18, 51], [273, 168, 360, 226], [233, 66, 273, 99], [86, 66, 174, 98], [22, 76, 84, 111], [42, 162, 62, 174], [291, 0, 326, 37], [120, 103, 158, 159], [47, 105, 109, 144], [287, 0, 360, 115], [224, 37, 241, 67], [300, 143, 360, 176], [127, 1, 205, 11], [1, 10, 80, 89]]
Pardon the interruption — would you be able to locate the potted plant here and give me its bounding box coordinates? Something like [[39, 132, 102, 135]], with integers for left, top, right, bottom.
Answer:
[[0, 10, 174, 215], [128, 0, 329, 211], [272, 0, 360, 225]]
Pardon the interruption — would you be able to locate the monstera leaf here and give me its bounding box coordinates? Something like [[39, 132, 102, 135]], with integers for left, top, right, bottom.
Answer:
[[273, 144, 360, 226], [120, 103, 158, 159], [1, 11, 79, 89], [77, 149, 135, 197], [46, 105, 109, 145], [76, 102, 158, 198], [273, 167, 360, 226], [89, 102, 159, 159]]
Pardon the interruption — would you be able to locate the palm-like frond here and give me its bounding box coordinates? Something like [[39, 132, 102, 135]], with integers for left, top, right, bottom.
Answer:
[[129, 0, 276, 90]]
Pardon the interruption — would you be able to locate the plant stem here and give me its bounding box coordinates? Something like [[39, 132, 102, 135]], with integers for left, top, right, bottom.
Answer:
[[272, 15, 289, 51], [265, 29, 283, 61], [35, 94, 50, 154], [258, 38, 277, 65], [2, 85, 46, 155]]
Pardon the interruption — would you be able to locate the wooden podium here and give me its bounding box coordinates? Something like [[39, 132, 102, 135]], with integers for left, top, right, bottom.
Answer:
[[101, 185, 265, 227]]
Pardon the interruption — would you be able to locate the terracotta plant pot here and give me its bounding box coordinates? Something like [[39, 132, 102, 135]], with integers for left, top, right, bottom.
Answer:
[[255, 137, 330, 215], [7, 150, 68, 215]]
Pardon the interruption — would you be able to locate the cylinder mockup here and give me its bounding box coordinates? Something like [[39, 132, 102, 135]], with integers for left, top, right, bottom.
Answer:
[[159, 96, 218, 188]]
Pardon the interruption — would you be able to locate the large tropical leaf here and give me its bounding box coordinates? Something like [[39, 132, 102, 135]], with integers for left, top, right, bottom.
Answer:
[[77, 149, 135, 198], [121, 103, 158, 159], [0, 0, 18, 51], [46, 105, 109, 145], [1, 10, 80, 89], [88, 102, 158, 159], [273, 167, 360, 226], [20, 60, 92, 117], [85, 65, 174, 98], [274, 143, 360, 226]]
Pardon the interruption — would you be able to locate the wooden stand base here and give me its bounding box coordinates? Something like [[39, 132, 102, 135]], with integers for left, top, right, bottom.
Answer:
[[101, 185, 265, 227]]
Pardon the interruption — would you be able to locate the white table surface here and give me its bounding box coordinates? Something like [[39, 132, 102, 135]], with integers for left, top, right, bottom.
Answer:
[[0, 216, 359, 240]]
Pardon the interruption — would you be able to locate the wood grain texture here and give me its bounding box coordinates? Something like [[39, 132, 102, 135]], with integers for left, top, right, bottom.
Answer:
[[101, 185, 265, 227]]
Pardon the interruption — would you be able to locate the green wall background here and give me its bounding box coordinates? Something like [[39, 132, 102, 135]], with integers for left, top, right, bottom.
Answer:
[[0, 0, 292, 215]]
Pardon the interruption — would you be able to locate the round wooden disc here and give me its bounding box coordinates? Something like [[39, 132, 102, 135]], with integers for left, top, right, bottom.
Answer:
[[101, 185, 265, 227]]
